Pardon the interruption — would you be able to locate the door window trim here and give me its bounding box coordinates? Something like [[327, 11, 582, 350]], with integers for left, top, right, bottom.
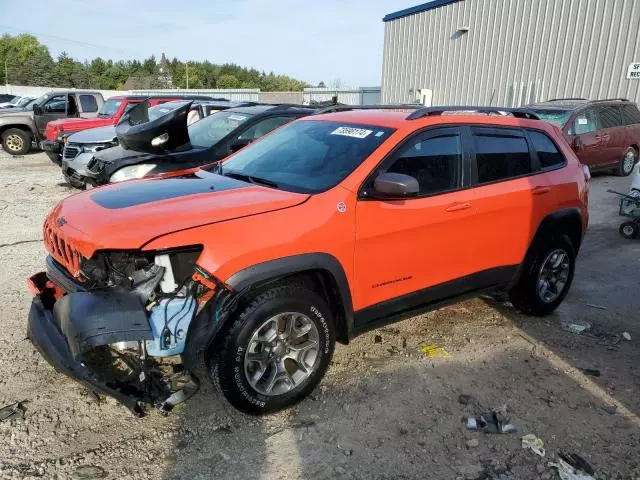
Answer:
[[358, 126, 470, 200]]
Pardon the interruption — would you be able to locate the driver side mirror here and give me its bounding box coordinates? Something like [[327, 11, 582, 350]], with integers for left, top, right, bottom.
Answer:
[[230, 139, 252, 153], [32, 104, 41, 115], [371, 172, 419, 199]]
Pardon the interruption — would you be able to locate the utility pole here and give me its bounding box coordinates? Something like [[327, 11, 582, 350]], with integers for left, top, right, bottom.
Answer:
[[186, 62, 189, 89], [4, 58, 8, 86]]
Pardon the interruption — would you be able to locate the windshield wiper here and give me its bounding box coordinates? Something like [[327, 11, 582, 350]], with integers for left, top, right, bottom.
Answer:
[[222, 170, 279, 189]]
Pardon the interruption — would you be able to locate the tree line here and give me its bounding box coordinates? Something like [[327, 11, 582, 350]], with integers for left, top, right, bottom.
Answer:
[[0, 33, 310, 91]]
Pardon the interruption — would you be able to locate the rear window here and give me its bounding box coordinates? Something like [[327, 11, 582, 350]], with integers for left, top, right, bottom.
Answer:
[[79, 95, 98, 113], [473, 131, 532, 184], [528, 130, 566, 169], [620, 104, 640, 125], [598, 106, 622, 129]]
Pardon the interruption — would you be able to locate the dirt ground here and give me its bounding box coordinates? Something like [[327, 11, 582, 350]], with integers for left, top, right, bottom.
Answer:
[[0, 150, 639, 480]]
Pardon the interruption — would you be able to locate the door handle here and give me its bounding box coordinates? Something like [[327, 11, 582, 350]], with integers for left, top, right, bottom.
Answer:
[[445, 202, 472, 212], [532, 186, 551, 195]]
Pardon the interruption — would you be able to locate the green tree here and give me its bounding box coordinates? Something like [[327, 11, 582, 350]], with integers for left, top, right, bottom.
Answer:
[[217, 74, 239, 89]]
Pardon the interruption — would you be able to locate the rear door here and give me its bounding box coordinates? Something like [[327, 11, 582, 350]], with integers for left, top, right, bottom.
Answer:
[[570, 107, 603, 167], [467, 126, 551, 272], [596, 105, 625, 165]]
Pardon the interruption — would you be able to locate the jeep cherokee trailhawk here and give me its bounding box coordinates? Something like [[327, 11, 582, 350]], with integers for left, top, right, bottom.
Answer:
[[27, 105, 589, 415]]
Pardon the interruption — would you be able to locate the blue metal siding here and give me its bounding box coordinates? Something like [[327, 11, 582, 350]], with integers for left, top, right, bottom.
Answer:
[[383, 0, 464, 22]]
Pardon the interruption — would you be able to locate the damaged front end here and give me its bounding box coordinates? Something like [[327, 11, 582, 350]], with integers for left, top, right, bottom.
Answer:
[[27, 245, 235, 416]]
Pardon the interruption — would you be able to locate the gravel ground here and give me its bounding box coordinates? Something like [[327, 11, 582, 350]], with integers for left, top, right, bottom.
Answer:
[[0, 151, 639, 480]]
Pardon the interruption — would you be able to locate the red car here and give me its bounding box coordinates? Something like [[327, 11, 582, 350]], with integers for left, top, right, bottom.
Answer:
[[42, 94, 216, 162], [528, 98, 640, 176]]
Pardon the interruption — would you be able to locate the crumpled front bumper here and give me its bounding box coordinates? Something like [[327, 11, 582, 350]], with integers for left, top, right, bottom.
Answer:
[[27, 294, 147, 416]]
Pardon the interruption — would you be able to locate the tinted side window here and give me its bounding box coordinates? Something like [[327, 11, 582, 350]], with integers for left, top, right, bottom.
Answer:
[[79, 95, 98, 113], [621, 104, 640, 125], [598, 106, 622, 129], [573, 108, 599, 134], [528, 130, 565, 169], [474, 133, 531, 184], [43, 94, 66, 113], [238, 116, 295, 140], [386, 134, 462, 196]]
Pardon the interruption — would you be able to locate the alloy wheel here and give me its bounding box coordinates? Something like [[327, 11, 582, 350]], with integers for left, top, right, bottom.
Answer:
[[537, 249, 571, 303], [244, 312, 319, 396], [623, 150, 636, 175], [5, 134, 24, 153]]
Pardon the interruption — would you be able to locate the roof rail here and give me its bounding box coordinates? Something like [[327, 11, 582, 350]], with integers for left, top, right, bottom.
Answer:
[[406, 106, 540, 120], [313, 104, 422, 115], [268, 103, 318, 112], [546, 97, 588, 102], [589, 98, 629, 103]]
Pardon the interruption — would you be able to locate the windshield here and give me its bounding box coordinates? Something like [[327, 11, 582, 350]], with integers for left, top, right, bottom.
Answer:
[[9, 96, 23, 105], [98, 98, 123, 118], [16, 97, 32, 107], [530, 109, 572, 128], [188, 110, 253, 148], [147, 101, 189, 121], [214, 120, 395, 194]]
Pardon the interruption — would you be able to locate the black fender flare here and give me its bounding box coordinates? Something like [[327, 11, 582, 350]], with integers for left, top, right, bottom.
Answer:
[[226, 253, 355, 342], [510, 207, 584, 287]]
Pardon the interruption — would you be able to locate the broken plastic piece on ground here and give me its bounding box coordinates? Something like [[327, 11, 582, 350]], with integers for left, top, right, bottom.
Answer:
[[549, 452, 595, 480], [622, 331, 631, 341], [72, 465, 108, 479], [0, 401, 26, 422], [420, 344, 451, 358], [521, 433, 545, 457], [561, 322, 591, 334], [464, 411, 517, 434], [585, 303, 607, 310]]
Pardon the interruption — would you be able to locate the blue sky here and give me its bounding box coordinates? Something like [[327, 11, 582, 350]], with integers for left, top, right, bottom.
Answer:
[[0, 0, 412, 87]]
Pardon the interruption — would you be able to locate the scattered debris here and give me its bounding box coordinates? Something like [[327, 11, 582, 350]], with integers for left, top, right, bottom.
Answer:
[[601, 404, 617, 415], [521, 434, 545, 457], [458, 394, 474, 405], [464, 411, 517, 434], [0, 401, 26, 422], [586, 303, 607, 310], [212, 423, 233, 434], [373, 334, 383, 343], [622, 331, 631, 341], [399, 336, 407, 349], [72, 465, 108, 479], [466, 438, 479, 448], [420, 344, 451, 358], [580, 368, 601, 377], [562, 322, 591, 334], [549, 452, 595, 480]]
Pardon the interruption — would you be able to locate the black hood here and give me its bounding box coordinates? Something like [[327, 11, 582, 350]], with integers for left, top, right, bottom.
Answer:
[[115, 99, 192, 153]]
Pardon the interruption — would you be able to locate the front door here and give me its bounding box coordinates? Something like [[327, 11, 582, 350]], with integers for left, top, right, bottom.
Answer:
[[34, 94, 68, 137], [570, 107, 604, 167], [354, 127, 477, 318]]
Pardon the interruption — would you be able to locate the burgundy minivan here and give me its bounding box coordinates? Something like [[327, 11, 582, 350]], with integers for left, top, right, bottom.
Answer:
[[528, 99, 640, 176]]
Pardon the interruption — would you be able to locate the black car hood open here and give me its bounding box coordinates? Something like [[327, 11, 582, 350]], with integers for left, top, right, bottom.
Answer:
[[115, 99, 192, 153]]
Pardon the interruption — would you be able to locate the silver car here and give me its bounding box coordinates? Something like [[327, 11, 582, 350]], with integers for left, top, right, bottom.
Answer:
[[61, 126, 117, 188]]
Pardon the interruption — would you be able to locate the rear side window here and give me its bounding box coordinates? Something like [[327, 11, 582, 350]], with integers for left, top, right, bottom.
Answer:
[[620, 104, 640, 125], [528, 130, 565, 169], [473, 132, 531, 184], [79, 95, 98, 113], [387, 133, 462, 196], [598, 106, 622, 129]]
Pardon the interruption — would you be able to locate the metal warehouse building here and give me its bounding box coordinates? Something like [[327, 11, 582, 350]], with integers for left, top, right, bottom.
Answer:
[[381, 0, 640, 106]]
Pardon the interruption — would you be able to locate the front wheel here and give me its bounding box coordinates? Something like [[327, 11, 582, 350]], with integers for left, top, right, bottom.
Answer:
[[619, 221, 639, 239], [617, 147, 637, 176], [509, 235, 576, 316], [209, 283, 335, 414], [1, 128, 31, 155]]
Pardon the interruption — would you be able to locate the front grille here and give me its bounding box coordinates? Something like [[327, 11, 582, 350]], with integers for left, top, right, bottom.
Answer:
[[63, 143, 81, 159], [43, 217, 82, 277]]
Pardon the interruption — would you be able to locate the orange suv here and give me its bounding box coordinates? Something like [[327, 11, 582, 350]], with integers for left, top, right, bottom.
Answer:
[[27, 106, 589, 415]]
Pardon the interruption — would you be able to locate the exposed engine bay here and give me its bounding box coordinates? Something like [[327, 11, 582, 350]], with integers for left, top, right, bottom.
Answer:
[[28, 247, 235, 416]]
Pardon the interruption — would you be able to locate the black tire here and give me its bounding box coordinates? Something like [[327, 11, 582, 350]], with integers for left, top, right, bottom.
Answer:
[[509, 235, 576, 316], [619, 221, 639, 239], [1, 128, 31, 155], [209, 282, 336, 414], [617, 147, 637, 176]]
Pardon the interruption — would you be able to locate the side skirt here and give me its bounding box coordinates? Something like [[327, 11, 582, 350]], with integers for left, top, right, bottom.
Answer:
[[352, 266, 518, 337]]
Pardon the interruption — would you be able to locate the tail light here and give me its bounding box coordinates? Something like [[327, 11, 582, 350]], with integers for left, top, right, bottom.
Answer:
[[581, 165, 591, 182]]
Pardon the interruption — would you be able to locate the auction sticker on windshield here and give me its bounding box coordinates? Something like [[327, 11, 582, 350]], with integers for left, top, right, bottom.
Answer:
[[331, 126, 373, 139], [228, 115, 248, 122]]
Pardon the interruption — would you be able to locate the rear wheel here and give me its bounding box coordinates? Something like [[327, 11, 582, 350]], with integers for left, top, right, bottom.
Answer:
[[1, 128, 31, 155], [209, 283, 335, 414], [509, 235, 576, 316], [617, 147, 637, 176], [619, 221, 639, 239]]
